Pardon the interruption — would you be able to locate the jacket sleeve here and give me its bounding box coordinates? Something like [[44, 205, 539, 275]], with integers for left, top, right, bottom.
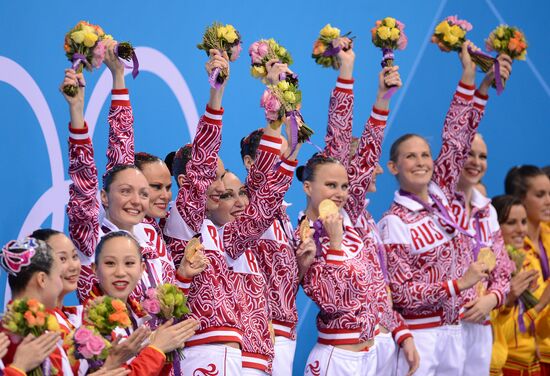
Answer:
[[174, 106, 223, 233], [223, 137, 296, 259], [66, 123, 100, 303], [324, 78, 354, 166], [124, 346, 166, 376], [106, 88, 135, 171], [345, 108, 388, 224], [433, 82, 487, 199]]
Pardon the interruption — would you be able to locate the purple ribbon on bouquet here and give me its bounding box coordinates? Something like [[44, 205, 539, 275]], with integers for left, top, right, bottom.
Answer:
[[323, 40, 341, 57], [71, 53, 87, 87], [42, 356, 51, 376], [209, 67, 222, 90], [114, 44, 140, 79], [518, 300, 527, 333], [467, 46, 503, 95], [381, 48, 397, 100], [539, 239, 550, 281], [312, 219, 326, 257], [88, 359, 105, 371], [286, 110, 300, 156], [279, 71, 298, 83]]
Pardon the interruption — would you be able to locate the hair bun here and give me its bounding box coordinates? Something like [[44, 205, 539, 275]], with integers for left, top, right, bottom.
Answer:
[[164, 151, 176, 176], [296, 166, 305, 182]]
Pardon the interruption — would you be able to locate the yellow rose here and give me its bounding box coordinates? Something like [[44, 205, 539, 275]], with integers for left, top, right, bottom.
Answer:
[[83, 32, 98, 47], [283, 91, 296, 104], [518, 50, 527, 60], [223, 29, 238, 43], [278, 46, 287, 56], [47, 314, 60, 332], [320, 24, 340, 39], [278, 81, 290, 91], [493, 39, 501, 49], [449, 25, 465, 39], [71, 30, 85, 44], [390, 27, 400, 41], [443, 32, 459, 45], [435, 21, 451, 35], [103, 34, 114, 40], [383, 17, 396, 28], [251, 65, 266, 77], [377, 26, 391, 41], [496, 26, 505, 39], [81, 25, 95, 34], [217, 26, 227, 39]]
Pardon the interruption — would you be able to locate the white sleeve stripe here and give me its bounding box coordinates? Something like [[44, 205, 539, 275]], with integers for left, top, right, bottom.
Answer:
[[473, 96, 487, 106], [336, 82, 354, 90], [280, 162, 296, 173], [69, 132, 89, 140], [371, 112, 388, 121], [205, 110, 223, 120], [447, 280, 457, 297], [259, 139, 282, 150], [456, 85, 475, 96], [111, 94, 130, 101]]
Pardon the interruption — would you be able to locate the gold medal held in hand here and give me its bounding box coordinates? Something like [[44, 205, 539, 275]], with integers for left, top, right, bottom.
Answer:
[[299, 219, 312, 241], [318, 199, 339, 220], [184, 237, 202, 262], [478, 247, 496, 272]]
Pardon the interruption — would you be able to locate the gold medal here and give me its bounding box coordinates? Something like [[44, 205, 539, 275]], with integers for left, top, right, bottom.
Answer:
[[299, 219, 312, 242], [478, 247, 496, 272], [318, 199, 339, 219], [184, 237, 202, 262]]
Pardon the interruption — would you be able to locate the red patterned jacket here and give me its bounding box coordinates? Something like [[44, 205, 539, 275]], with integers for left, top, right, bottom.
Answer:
[[163, 109, 296, 348], [301, 105, 390, 346], [451, 188, 513, 314], [67, 90, 185, 303], [378, 82, 487, 329]]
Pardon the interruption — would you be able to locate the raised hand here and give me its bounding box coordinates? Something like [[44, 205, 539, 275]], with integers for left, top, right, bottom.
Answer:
[[103, 39, 126, 89], [265, 59, 293, 85], [459, 41, 477, 85], [479, 53, 513, 95], [457, 261, 490, 291], [375, 66, 402, 110], [297, 236, 316, 280], [322, 213, 344, 251], [177, 245, 209, 279], [336, 37, 355, 79]]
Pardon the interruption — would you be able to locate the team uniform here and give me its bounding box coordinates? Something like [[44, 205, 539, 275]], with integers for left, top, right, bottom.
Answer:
[[67, 89, 186, 305], [451, 187, 512, 376], [163, 106, 296, 374], [490, 248, 547, 376], [378, 82, 486, 376], [302, 104, 393, 376]]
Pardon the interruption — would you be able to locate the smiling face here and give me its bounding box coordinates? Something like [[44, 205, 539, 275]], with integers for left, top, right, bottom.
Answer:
[[209, 172, 249, 226], [304, 162, 349, 216], [101, 168, 150, 231], [388, 136, 434, 194], [206, 159, 226, 213], [94, 236, 144, 301], [47, 233, 81, 297], [140, 161, 172, 219], [459, 134, 488, 188], [522, 175, 550, 224], [500, 204, 528, 249]]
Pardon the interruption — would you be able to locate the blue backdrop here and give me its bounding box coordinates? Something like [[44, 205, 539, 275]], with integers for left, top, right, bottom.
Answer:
[[1, 0, 549, 374]]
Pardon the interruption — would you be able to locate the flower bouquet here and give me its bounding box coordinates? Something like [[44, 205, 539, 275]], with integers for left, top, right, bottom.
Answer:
[[63, 21, 138, 97], [311, 24, 354, 69], [84, 296, 131, 338], [64, 326, 110, 371], [141, 283, 190, 362], [486, 25, 527, 89], [2, 298, 60, 376], [197, 22, 242, 89], [371, 17, 408, 99], [507, 245, 539, 309], [431, 16, 494, 73], [249, 38, 294, 82]]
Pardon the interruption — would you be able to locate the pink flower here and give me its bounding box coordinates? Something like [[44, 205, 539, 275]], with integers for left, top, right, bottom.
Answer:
[[249, 41, 269, 64], [78, 344, 94, 359], [91, 40, 106, 69], [145, 288, 157, 300], [142, 298, 161, 315], [230, 42, 242, 62], [82, 336, 105, 355], [396, 20, 406, 30], [397, 33, 408, 50], [446, 15, 472, 32], [261, 90, 281, 113], [74, 327, 93, 344]]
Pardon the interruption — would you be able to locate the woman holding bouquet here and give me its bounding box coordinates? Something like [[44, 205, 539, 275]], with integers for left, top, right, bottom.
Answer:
[[489, 195, 550, 375], [60, 47, 207, 308], [505, 166, 550, 374], [376, 41, 511, 375], [90, 230, 198, 375], [163, 49, 299, 374], [298, 65, 401, 376]]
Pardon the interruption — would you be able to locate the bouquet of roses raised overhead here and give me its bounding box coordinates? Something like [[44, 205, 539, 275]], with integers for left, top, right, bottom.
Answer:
[[197, 22, 242, 89], [64, 326, 111, 371], [63, 21, 138, 96], [84, 296, 131, 338], [249, 38, 293, 82], [312, 24, 354, 69], [486, 25, 527, 60], [431, 15, 494, 73], [506, 245, 539, 310], [371, 17, 407, 99], [140, 283, 190, 362], [2, 298, 60, 376]]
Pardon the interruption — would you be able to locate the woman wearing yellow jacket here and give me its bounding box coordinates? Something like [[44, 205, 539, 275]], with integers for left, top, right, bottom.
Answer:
[[490, 195, 550, 376]]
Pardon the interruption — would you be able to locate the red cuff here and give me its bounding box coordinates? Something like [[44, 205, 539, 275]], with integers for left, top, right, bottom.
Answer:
[[392, 324, 413, 346], [456, 81, 475, 100], [325, 249, 345, 265], [277, 158, 298, 177], [111, 88, 130, 107], [258, 134, 283, 154], [204, 105, 224, 125], [69, 122, 91, 144], [370, 107, 389, 126], [335, 77, 354, 93], [443, 279, 459, 297], [473, 90, 489, 110]]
